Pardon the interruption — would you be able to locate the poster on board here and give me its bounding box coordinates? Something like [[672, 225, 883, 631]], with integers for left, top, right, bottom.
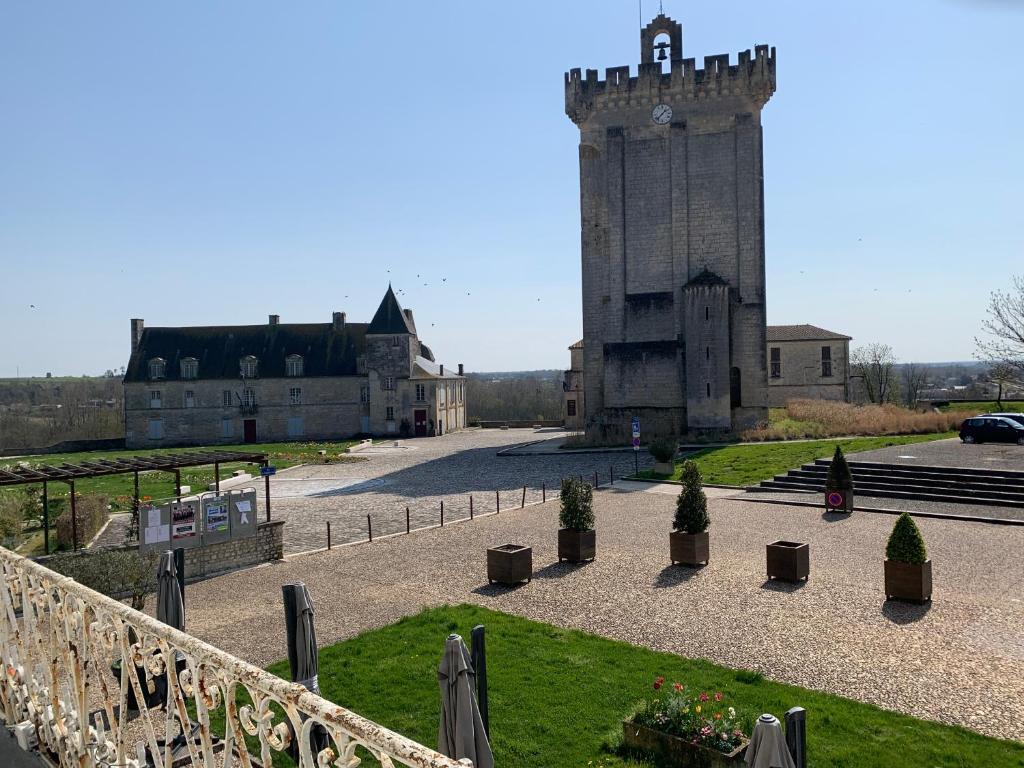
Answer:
[[171, 500, 200, 543]]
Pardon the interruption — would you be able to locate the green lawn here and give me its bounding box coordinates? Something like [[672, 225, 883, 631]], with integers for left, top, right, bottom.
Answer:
[[247, 604, 1023, 767], [635, 434, 955, 486], [938, 400, 1024, 414]]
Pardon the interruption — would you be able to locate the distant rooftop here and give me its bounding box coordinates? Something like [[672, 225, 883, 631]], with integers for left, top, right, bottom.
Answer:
[[767, 324, 851, 342]]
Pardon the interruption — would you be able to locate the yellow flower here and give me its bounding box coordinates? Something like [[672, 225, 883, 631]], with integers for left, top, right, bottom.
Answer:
[[695, 705, 701, 714]]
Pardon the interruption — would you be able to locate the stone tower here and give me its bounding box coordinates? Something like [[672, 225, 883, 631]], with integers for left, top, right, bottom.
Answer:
[[565, 14, 775, 437]]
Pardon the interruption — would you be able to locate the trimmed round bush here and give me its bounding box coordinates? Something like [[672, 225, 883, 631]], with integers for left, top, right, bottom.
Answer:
[[673, 461, 709, 534], [559, 477, 595, 531], [826, 445, 854, 491], [885, 512, 927, 564]]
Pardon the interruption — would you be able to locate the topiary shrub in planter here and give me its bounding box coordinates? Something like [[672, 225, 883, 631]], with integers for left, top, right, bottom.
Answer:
[[398, 418, 412, 439], [884, 512, 931, 602], [648, 436, 677, 475], [558, 477, 595, 563], [670, 461, 710, 567], [825, 445, 854, 513]]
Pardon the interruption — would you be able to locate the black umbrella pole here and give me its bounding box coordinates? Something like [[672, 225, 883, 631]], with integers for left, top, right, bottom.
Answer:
[[471, 624, 490, 739], [281, 584, 299, 682]]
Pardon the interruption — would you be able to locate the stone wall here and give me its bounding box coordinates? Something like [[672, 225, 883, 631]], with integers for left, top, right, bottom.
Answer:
[[182, 520, 284, 581], [767, 339, 850, 408]]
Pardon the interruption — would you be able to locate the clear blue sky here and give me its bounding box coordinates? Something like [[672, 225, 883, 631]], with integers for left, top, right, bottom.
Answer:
[[1, 1, 1021, 376]]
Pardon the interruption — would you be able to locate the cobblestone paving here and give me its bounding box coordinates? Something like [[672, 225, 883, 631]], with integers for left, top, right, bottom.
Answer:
[[267, 429, 653, 553], [182, 486, 1024, 741]]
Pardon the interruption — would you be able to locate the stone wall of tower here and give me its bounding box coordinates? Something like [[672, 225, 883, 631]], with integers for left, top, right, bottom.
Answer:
[[567, 16, 774, 436]]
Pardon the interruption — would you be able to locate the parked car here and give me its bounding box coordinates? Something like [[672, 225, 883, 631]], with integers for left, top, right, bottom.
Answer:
[[959, 416, 1024, 445], [984, 412, 1024, 427]]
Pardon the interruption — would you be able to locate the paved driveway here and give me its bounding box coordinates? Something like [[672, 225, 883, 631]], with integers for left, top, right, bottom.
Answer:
[[266, 429, 652, 553], [850, 437, 1024, 472]]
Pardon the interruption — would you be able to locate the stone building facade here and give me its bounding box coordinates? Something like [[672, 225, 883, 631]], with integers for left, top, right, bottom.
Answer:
[[565, 14, 776, 438], [123, 287, 466, 448], [562, 340, 585, 431], [766, 325, 851, 407]]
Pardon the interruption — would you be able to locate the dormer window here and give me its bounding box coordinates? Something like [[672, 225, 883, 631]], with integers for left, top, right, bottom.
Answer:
[[240, 355, 259, 378], [285, 354, 304, 377], [180, 357, 198, 380], [148, 358, 166, 380]]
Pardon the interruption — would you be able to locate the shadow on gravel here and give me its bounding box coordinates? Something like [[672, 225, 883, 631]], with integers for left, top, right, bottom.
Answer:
[[821, 511, 853, 523], [533, 561, 590, 580], [471, 581, 530, 597], [761, 578, 807, 593], [654, 564, 704, 588], [881, 599, 932, 624]]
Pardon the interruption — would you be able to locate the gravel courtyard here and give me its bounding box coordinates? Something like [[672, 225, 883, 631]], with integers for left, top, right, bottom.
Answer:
[[180, 484, 1024, 741], [266, 428, 651, 553]]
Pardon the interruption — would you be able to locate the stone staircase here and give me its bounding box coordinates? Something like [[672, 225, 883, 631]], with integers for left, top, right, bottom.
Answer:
[[757, 459, 1024, 508]]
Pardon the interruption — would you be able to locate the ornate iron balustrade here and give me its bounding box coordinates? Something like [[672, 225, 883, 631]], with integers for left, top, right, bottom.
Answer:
[[0, 546, 470, 768]]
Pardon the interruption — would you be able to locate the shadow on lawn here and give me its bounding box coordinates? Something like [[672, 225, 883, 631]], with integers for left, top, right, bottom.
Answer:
[[881, 599, 932, 625]]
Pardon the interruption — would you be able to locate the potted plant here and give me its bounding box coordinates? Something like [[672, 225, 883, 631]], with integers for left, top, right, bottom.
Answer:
[[670, 461, 709, 567], [486, 544, 532, 585], [825, 445, 854, 513], [558, 477, 596, 563], [624, 678, 748, 766], [884, 512, 932, 602], [648, 436, 677, 475]]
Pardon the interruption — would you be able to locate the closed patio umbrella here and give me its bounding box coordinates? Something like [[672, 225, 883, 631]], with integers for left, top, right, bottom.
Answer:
[[438, 633, 493, 768], [156, 550, 184, 632], [283, 582, 329, 760], [745, 714, 795, 768]]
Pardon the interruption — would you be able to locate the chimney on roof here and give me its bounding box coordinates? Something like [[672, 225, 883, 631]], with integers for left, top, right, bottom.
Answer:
[[440, 364, 444, 376], [332, 311, 346, 331], [458, 363, 464, 376], [130, 319, 144, 354], [269, 314, 280, 326]]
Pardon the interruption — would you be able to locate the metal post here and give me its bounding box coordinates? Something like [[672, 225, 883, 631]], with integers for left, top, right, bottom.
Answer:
[[521, 486, 526, 508], [496, 491, 500, 513], [785, 707, 807, 768], [610, 466, 614, 485], [470, 625, 489, 738], [42, 481, 50, 555], [635, 451, 639, 476], [265, 470, 271, 522], [327, 521, 332, 550], [470, 496, 474, 520], [367, 515, 373, 542], [69, 480, 78, 551], [440, 500, 444, 527], [214, 463, 220, 495], [542, 483, 545, 503], [175, 469, 182, 501], [594, 470, 598, 488], [174, 547, 186, 614], [406, 507, 410, 534]]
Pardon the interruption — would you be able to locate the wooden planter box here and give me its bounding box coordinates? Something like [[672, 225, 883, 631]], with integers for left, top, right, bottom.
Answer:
[[653, 461, 675, 475], [622, 722, 747, 767], [558, 528, 596, 563], [670, 531, 709, 567], [487, 544, 532, 585], [885, 559, 932, 602], [825, 488, 853, 513], [766, 540, 809, 582]]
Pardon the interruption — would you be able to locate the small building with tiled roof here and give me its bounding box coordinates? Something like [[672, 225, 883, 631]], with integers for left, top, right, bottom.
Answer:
[[766, 324, 851, 407], [124, 286, 466, 447]]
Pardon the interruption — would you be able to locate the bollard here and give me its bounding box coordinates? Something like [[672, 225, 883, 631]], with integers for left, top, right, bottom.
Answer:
[[610, 466, 614, 485], [521, 485, 526, 508], [441, 500, 445, 527], [470, 495, 474, 520], [496, 490, 500, 513], [785, 707, 807, 768], [594, 470, 598, 488], [406, 507, 410, 534], [367, 515, 373, 542], [327, 521, 332, 550], [542, 482, 546, 503]]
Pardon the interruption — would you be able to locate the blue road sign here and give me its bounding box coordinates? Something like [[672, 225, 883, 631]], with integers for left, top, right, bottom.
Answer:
[[259, 466, 277, 477]]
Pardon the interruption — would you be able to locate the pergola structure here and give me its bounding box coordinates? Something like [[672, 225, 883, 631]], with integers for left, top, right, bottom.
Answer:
[[0, 450, 270, 554]]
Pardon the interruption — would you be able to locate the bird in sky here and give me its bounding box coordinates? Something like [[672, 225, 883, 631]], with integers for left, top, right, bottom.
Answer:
[[29, 304, 36, 309]]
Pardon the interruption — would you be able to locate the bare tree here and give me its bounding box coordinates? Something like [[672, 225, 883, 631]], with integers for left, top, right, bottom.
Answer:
[[988, 362, 1020, 409], [976, 275, 1024, 377], [900, 363, 930, 408], [851, 343, 897, 404]]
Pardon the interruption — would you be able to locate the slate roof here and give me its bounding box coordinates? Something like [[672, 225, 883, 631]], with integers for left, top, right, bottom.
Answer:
[[367, 285, 414, 335], [766, 324, 852, 342]]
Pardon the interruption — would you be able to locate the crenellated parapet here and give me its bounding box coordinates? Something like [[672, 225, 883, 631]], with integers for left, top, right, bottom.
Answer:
[[565, 44, 776, 125]]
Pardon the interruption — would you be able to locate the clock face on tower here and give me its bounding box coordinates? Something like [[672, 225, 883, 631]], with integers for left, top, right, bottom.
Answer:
[[652, 103, 673, 124]]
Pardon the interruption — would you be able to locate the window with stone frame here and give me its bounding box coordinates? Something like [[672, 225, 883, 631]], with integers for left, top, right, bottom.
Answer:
[[240, 355, 259, 378], [769, 347, 781, 378], [360, 386, 370, 403], [386, 406, 394, 421], [221, 418, 233, 438], [148, 419, 164, 439], [821, 346, 833, 378], [222, 390, 233, 408], [148, 358, 166, 380], [242, 388, 256, 407], [184, 390, 195, 408], [415, 383, 425, 402], [285, 355, 304, 377], [149, 390, 162, 409], [287, 416, 304, 437], [180, 357, 198, 380], [289, 387, 302, 405], [567, 399, 577, 416], [382, 376, 394, 390]]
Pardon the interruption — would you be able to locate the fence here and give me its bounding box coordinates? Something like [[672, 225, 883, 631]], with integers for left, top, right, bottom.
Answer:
[[0, 544, 469, 768]]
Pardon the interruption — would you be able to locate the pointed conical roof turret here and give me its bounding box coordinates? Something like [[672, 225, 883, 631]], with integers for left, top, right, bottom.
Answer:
[[367, 285, 415, 335]]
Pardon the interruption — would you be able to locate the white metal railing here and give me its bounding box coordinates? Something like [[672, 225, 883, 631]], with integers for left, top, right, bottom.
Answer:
[[0, 545, 470, 768]]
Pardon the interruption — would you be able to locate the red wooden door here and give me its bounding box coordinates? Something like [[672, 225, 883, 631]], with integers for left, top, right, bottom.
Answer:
[[414, 409, 427, 437], [243, 419, 257, 443]]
